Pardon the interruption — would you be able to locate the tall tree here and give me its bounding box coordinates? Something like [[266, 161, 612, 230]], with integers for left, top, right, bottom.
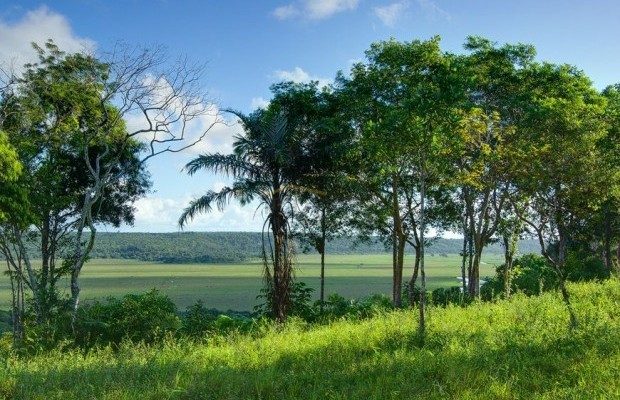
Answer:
[[339, 37, 460, 337], [514, 62, 608, 327], [269, 82, 354, 313], [599, 85, 620, 274], [179, 109, 304, 322], [455, 37, 535, 296]]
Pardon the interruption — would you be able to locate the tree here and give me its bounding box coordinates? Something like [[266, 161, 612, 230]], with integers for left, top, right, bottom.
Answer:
[[0, 40, 217, 342], [179, 108, 303, 322], [269, 81, 354, 313], [454, 37, 535, 297], [599, 85, 620, 274], [339, 39, 416, 308], [514, 62, 609, 328], [339, 37, 460, 337]]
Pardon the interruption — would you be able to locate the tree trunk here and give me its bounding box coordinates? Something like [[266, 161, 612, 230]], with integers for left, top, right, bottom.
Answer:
[[467, 206, 474, 294], [17, 236, 42, 325], [391, 175, 405, 307], [502, 235, 516, 298], [603, 212, 612, 276], [407, 246, 421, 306], [461, 215, 468, 295], [469, 247, 482, 297], [320, 248, 325, 314], [418, 154, 427, 339], [616, 243, 620, 275], [533, 223, 579, 330]]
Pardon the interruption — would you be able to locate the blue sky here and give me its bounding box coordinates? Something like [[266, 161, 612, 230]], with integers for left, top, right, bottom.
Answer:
[[1, 0, 619, 232]]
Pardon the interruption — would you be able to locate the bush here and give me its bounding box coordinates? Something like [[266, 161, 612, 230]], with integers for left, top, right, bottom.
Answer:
[[481, 253, 558, 300], [318, 293, 393, 321], [75, 289, 181, 348], [180, 300, 217, 337], [254, 281, 316, 321], [431, 286, 470, 307], [565, 248, 609, 282], [181, 301, 253, 337]]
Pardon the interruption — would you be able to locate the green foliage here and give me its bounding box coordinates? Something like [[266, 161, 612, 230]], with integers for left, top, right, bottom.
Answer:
[[254, 281, 316, 321], [0, 234, 540, 263], [75, 289, 180, 348], [430, 286, 470, 307], [482, 253, 558, 299], [180, 300, 217, 337], [483, 251, 611, 302], [0, 131, 24, 224], [0, 310, 10, 334], [565, 247, 609, 282], [317, 292, 393, 321], [180, 300, 252, 338], [1, 280, 619, 399]]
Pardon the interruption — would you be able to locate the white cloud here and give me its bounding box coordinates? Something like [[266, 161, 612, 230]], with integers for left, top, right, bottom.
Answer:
[[126, 195, 264, 232], [416, 0, 451, 21], [305, 0, 359, 19], [273, 4, 300, 20], [0, 6, 95, 75], [373, 1, 410, 27], [273, 0, 359, 21], [250, 97, 270, 109], [272, 66, 331, 88], [128, 194, 264, 232]]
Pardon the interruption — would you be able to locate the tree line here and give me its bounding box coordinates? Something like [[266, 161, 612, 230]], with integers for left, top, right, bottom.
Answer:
[[180, 36, 619, 331], [0, 36, 618, 346], [0, 231, 541, 263]]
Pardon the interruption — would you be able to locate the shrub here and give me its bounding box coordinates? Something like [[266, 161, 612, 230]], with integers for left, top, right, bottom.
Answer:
[[565, 248, 609, 282], [254, 281, 316, 321], [481, 253, 558, 300], [180, 300, 217, 337], [431, 286, 470, 307], [75, 289, 181, 348], [318, 293, 393, 321]]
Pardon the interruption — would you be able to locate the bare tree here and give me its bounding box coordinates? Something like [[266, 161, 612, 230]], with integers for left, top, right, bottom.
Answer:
[[68, 43, 223, 316]]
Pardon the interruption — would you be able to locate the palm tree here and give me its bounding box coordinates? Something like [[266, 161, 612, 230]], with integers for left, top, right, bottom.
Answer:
[[179, 109, 299, 322]]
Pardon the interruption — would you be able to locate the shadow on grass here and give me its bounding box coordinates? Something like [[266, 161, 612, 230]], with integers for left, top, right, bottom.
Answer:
[[6, 321, 619, 400]]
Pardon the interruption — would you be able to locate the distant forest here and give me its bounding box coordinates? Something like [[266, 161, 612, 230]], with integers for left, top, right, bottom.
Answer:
[[81, 232, 541, 263], [0, 232, 542, 264]]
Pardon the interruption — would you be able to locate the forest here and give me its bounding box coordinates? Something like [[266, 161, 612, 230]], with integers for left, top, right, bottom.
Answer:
[[0, 34, 618, 398], [0, 231, 541, 263]]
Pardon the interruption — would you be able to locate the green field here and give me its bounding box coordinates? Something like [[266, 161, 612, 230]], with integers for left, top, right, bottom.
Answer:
[[0, 253, 502, 312]]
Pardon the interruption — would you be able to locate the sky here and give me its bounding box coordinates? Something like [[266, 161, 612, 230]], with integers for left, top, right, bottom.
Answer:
[[1, 0, 619, 233]]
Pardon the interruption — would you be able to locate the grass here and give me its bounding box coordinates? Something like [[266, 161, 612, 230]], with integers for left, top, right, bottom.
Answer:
[[1, 279, 618, 399], [0, 253, 502, 312]]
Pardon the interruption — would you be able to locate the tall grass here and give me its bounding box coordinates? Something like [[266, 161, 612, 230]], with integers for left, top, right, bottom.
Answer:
[[1, 279, 619, 399]]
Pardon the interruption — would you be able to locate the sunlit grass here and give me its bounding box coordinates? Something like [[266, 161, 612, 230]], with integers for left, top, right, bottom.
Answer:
[[1, 279, 618, 399]]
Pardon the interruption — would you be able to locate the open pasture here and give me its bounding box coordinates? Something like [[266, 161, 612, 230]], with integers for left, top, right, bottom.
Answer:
[[0, 253, 502, 312]]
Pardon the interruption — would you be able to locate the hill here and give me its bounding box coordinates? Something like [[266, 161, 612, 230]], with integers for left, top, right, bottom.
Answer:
[[87, 232, 541, 263], [0, 231, 541, 263], [1, 279, 618, 399]]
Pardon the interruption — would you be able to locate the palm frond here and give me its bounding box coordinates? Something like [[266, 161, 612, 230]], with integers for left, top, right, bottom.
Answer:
[[184, 153, 254, 178], [178, 190, 217, 229], [178, 187, 237, 228]]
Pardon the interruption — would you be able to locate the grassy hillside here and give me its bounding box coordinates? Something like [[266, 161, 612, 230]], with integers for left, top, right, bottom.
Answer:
[[2, 279, 618, 399]]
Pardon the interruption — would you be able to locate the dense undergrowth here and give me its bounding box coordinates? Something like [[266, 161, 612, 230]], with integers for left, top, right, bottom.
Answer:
[[1, 279, 618, 399]]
